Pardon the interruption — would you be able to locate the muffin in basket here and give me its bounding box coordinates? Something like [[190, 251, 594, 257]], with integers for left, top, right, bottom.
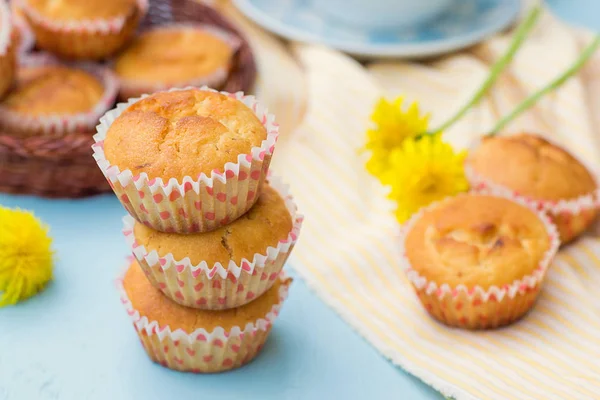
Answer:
[[118, 259, 292, 373], [0, 0, 15, 100], [401, 192, 559, 330], [19, 0, 147, 60], [94, 87, 279, 233], [467, 133, 599, 243], [114, 24, 240, 99], [0, 54, 118, 137], [123, 179, 302, 309]]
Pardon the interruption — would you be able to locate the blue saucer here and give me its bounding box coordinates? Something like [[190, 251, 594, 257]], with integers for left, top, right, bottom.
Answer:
[[233, 0, 520, 58]]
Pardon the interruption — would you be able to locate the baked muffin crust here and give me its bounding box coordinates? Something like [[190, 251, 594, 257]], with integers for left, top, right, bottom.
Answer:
[[468, 133, 597, 201], [3, 65, 104, 116], [103, 89, 267, 181], [405, 194, 550, 289], [133, 184, 292, 265], [114, 26, 234, 84], [24, 0, 136, 20], [123, 260, 286, 332]]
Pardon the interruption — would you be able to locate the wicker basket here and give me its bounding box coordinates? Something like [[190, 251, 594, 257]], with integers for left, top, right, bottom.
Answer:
[[0, 0, 257, 198]]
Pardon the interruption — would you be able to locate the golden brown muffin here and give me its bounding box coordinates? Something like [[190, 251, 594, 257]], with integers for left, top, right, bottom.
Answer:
[[114, 26, 235, 96], [21, 0, 143, 60], [104, 89, 267, 181], [468, 134, 596, 200], [127, 181, 299, 310], [405, 193, 555, 329], [122, 260, 291, 373], [468, 133, 598, 243], [124, 260, 285, 332], [3, 65, 104, 116], [406, 194, 550, 289], [24, 0, 136, 20], [133, 184, 293, 265]]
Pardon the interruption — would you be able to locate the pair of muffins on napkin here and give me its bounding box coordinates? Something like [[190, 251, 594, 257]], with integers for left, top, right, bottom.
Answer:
[[0, 0, 239, 139], [402, 133, 598, 329], [93, 87, 303, 373]]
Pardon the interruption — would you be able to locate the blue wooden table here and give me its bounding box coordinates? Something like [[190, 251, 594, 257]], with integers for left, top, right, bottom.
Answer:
[[0, 2, 595, 399]]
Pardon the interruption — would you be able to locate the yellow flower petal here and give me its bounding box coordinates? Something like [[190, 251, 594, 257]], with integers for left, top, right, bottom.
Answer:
[[385, 134, 469, 223], [364, 96, 429, 183]]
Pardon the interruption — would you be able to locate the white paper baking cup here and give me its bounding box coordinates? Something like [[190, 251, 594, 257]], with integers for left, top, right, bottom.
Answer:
[[116, 23, 241, 100], [123, 176, 303, 309], [0, 53, 119, 137], [92, 86, 279, 233], [466, 136, 600, 243], [117, 265, 291, 373], [399, 189, 560, 329]]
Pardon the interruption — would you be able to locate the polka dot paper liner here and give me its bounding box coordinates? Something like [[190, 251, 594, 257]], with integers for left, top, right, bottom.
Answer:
[[122, 176, 303, 310], [93, 86, 279, 233], [17, 0, 147, 60], [117, 264, 292, 373], [0, 52, 119, 137], [116, 23, 241, 100], [399, 188, 560, 330]]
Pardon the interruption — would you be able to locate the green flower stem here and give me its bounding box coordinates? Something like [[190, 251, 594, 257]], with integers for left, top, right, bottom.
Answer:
[[489, 34, 600, 135], [425, 4, 542, 135]]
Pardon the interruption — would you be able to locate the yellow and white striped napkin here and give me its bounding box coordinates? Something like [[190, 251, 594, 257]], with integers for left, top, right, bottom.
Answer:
[[220, 2, 600, 398]]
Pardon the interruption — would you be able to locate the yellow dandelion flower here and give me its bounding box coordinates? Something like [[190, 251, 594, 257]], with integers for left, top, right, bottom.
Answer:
[[0, 206, 54, 307], [365, 97, 429, 180], [384, 134, 469, 223]]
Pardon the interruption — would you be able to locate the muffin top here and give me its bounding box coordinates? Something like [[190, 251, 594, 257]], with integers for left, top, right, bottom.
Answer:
[[133, 184, 292, 265], [114, 26, 235, 84], [405, 194, 550, 289], [3, 65, 104, 116], [24, 0, 136, 20], [103, 89, 267, 181], [468, 133, 597, 201], [124, 260, 289, 332]]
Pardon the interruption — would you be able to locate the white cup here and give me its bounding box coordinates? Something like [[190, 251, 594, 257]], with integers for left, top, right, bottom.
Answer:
[[312, 0, 453, 30]]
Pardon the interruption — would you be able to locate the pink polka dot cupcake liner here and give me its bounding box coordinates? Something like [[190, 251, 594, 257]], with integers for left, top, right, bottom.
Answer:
[[0, 52, 119, 137], [17, 0, 147, 60], [117, 265, 292, 373], [92, 86, 279, 233], [116, 23, 241, 100], [122, 176, 303, 310], [399, 189, 560, 329]]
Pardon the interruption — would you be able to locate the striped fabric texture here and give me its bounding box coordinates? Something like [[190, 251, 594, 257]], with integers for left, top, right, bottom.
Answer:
[[221, 2, 600, 399]]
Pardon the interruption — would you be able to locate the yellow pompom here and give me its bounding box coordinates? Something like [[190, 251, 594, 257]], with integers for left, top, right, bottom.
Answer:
[[0, 206, 54, 307]]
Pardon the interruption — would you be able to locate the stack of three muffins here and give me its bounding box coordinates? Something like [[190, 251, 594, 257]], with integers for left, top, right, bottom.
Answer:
[[93, 87, 303, 373]]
